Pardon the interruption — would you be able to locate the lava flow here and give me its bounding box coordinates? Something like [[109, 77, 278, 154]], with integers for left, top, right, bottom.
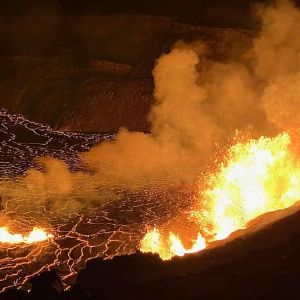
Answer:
[[141, 132, 300, 260]]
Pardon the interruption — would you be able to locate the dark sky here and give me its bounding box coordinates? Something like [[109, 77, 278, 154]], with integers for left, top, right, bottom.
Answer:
[[0, 0, 298, 28]]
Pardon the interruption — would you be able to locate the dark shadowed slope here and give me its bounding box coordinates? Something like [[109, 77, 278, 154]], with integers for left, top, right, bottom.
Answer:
[[64, 205, 300, 300], [0, 16, 252, 132]]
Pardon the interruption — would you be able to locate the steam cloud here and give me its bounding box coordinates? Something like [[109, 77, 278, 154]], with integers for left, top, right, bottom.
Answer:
[[1, 0, 300, 214]]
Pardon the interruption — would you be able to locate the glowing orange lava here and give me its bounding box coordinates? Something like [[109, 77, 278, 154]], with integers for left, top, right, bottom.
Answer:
[[0, 227, 53, 244], [141, 132, 300, 260], [140, 228, 206, 260]]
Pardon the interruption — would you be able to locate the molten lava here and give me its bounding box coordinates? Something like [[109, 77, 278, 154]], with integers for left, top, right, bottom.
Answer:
[[141, 132, 300, 260], [140, 228, 206, 260], [0, 227, 53, 244]]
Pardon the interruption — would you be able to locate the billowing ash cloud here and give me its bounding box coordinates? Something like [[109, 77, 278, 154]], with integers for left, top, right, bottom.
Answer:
[[1, 0, 300, 213]]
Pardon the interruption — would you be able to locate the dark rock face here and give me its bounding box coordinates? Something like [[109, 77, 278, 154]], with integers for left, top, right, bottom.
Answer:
[[30, 270, 64, 300], [0, 16, 253, 132], [3, 207, 300, 300], [1, 290, 30, 300], [67, 210, 300, 300]]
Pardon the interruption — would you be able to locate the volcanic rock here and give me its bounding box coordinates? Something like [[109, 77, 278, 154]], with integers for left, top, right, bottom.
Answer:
[[0, 16, 252, 132]]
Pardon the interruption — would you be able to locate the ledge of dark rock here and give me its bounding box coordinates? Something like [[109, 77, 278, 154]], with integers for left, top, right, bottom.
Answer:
[[0, 16, 252, 132]]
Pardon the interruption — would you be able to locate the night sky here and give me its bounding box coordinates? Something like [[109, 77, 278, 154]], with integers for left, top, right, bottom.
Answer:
[[0, 0, 288, 28]]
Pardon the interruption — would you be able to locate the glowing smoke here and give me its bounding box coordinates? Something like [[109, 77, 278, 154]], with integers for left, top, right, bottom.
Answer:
[[1, 0, 300, 216], [82, 0, 300, 185]]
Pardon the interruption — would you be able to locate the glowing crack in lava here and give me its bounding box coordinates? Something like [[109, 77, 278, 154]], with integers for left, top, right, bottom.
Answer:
[[0, 109, 195, 292], [141, 132, 300, 260], [0, 227, 53, 244]]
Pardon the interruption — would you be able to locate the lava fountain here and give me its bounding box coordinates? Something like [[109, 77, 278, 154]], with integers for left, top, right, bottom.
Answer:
[[0, 227, 53, 244], [141, 132, 300, 260]]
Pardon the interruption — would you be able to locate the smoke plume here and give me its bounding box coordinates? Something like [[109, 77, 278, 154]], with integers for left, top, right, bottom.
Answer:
[[82, 0, 300, 184], [2, 0, 300, 214]]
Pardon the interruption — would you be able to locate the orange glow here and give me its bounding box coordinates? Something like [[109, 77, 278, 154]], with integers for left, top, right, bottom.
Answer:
[[141, 132, 300, 260], [0, 227, 53, 244], [140, 228, 206, 260]]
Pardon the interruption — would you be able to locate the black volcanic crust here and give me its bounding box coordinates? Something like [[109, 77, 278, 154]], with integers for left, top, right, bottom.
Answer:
[[0, 108, 113, 177], [3, 208, 300, 300]]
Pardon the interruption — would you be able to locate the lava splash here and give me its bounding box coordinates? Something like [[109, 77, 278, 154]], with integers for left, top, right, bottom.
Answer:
[[0, 227, 53, 244], [141, 132, 300, 260]]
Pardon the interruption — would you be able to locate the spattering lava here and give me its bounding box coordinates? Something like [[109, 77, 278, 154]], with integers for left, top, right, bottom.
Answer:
[[0, 227, 53, 244], [140, 132, 300, 260]]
